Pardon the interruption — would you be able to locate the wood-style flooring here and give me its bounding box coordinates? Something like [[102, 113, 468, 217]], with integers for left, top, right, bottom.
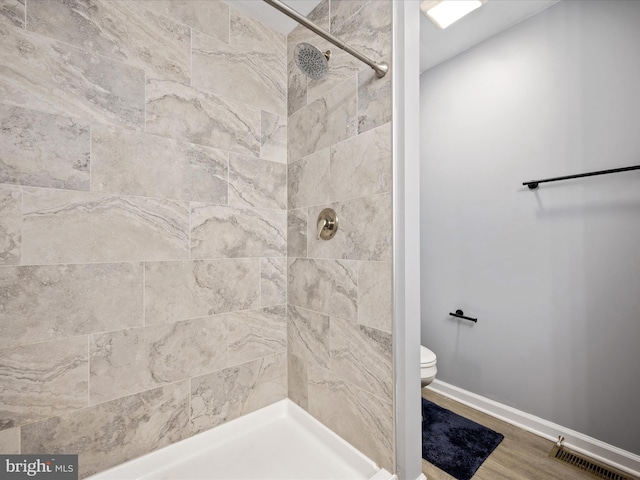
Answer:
[[421, 389, 639, 480]]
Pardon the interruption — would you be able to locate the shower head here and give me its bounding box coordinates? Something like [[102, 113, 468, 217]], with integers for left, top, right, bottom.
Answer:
[[294, 43, 331, 80]]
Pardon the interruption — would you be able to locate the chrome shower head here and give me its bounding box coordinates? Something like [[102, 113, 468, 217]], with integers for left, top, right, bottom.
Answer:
[[294, 43, 330, 80]]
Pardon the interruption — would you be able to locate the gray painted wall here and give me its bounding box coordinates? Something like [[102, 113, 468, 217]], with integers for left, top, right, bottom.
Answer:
[[420, 0, 640, 455]]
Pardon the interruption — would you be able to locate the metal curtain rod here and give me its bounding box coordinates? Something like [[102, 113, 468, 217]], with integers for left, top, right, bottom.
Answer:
[[523, 164, 640, 190], [262, 0, 389, 78]]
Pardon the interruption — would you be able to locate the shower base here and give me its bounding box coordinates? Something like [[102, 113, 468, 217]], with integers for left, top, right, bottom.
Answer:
[[88, 399, 394, 480]]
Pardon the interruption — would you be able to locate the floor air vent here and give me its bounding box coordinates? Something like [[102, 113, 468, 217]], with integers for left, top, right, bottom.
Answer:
[[549, 445, 633, 480]]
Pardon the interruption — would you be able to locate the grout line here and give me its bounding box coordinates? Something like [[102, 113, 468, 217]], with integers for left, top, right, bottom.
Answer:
[[292, 190, 392, 212], [0, 254, 382, 270], [0, 303, 290, 354], [0, 332, 88, 353], [75, 378, 194, 411]]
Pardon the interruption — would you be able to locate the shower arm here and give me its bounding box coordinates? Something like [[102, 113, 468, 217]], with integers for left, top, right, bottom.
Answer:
[[262, 0, 389, 78]]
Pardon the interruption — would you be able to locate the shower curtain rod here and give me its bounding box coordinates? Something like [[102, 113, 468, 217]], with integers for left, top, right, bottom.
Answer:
[[523, 164, 640, 190], [262, 0, 389, 78]]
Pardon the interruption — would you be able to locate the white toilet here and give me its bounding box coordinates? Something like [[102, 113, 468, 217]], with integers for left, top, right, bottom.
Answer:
[[420, 345, 437, 387]]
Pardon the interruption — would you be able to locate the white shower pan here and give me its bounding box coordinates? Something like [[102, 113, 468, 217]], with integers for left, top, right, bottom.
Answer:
[[88, 399, 394, 480]]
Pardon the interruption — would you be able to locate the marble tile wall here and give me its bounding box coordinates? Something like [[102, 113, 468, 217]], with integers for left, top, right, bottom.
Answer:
[[0, 0, 25, 28], [286, 0, 395, 472], [0, 427, 19, 454], [1, 0, 395, 476], [0, 1, 287, 477]]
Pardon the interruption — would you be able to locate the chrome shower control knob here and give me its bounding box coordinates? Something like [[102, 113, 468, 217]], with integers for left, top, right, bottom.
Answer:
[[316, 208, 338, 240]]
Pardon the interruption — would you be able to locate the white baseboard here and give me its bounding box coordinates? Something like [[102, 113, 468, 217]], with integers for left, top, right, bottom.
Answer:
[[427, 379, 640, 478]]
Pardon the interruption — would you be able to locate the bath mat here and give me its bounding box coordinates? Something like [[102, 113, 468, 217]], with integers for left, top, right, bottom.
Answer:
[[422, 398, 504, 480]]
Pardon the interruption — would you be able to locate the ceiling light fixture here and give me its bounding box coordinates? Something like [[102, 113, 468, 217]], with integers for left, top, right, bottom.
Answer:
[[421, 0, 487, 29]]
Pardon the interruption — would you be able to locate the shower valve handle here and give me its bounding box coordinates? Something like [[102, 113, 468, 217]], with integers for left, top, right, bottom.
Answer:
[[316, 218, 327, 240], [316, 208, 338, 240]]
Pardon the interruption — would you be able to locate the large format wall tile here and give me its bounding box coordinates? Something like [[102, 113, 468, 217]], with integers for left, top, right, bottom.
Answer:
[[288, 258, 357, 321], [191, 204, 286, 259], [286, 0, 329, 116], [0, 24, 145, 129], [285, 0, 395, 470], [191, 14, 286, 115], [307, 0, 391, 104], [190, 353, 286, 434], [288, 208, 308, 258], [358, 67, 392, 134], [0, 185, 21, 265], [0, 0, 24, 28], [228, 306, 287, 366], [0, 427, 19, 454], [0, 263, 143, 349], [146, 78, 261, 157], [329, 0, 368, 31], [287, 37, 307, 117], [358, 261, 392, 333], [330, 123, 392, 201], [22, 381, 190, 478], [288, 352, 308, 409], [145, 259, 260, 325], [261, 110, 287, 164], [302, 0, 360, 106], [307, 194, 392, 261], [288, 77, 357, 161], [27, 0, 190, 83], [229, 10, 286, 114], [330, 316, 393, 401], [22, 188, 189, 264], [288, 148, 331, 209], [229, 154, 286, 210], [261, 257, 286, 307], [146, 0, 229, 43], [305, 42, 358, 106], [92, 125, 228, 204], [0, 105, 90, 190], [287, 305, 330, 370], [308, 376, 393, 472], [334, 0, 392, 68], [90, 316, 228, 405], [0, 337, 87, 429]]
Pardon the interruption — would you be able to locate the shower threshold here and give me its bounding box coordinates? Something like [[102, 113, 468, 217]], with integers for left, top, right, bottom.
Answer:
[[88, 399, 393, 480]]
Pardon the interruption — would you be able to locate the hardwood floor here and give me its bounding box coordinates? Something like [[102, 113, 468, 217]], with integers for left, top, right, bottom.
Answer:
[[421, 389, 639, 480]]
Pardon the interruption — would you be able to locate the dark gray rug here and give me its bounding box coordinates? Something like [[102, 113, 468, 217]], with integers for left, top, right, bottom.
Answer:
[[422, 398, 504, 480]]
